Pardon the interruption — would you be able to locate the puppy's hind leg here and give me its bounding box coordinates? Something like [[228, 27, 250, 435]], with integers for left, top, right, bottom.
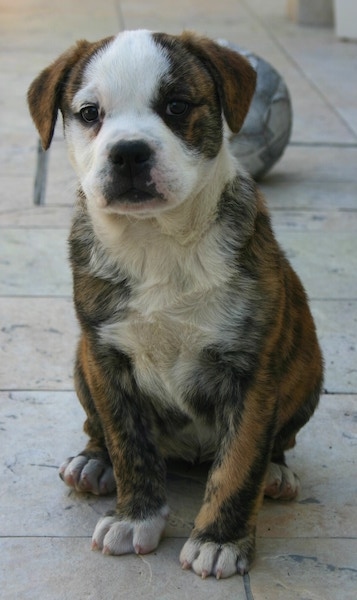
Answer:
[[59, 337, 115, 495], [180, 372, 279, 578], [264, 377, 322, 501]]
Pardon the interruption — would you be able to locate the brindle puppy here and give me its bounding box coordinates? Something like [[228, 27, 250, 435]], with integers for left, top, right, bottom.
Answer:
[[28, 30, 323, 579]]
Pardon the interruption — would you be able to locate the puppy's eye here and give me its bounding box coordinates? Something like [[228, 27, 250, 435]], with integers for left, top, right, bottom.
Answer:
[[166, 101, 189, 116], [80, 105, 99, 123]]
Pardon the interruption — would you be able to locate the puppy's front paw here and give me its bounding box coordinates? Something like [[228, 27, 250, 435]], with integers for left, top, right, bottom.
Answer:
[[180, 535, 255, 579], [92, 506, 170, 556], [59, 454, 115, 495]]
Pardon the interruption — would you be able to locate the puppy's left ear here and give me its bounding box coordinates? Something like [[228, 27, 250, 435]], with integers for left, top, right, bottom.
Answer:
[[179, 33, 257, 133]]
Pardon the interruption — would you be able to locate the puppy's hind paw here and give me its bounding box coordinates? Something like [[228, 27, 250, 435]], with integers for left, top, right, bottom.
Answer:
[[92, 506, 169, 556], [264, 462, 300, 500], [59, 454, 116, 495]]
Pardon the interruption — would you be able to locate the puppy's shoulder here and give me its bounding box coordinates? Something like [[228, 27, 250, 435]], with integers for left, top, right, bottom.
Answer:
[[69, 191, 94, 270], [217, 174, 271, 250]]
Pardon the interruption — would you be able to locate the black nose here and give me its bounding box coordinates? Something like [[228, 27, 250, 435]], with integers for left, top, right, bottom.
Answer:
[[109, 140, 153, 176]]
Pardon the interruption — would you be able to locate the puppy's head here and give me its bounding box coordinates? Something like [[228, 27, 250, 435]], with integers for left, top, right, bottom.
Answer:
[[28, 30, 256, 217]]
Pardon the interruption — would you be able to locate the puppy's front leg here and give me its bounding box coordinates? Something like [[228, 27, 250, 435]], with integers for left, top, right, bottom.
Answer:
[[180, 376, 277, 578], [84, 341, 169, 556]]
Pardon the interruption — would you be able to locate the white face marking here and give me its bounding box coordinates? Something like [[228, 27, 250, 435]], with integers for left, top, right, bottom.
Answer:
[[65, 30, 223, 219]]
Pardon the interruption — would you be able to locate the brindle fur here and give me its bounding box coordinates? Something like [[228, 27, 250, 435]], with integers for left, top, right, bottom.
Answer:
[[28, 31, 323, 576]]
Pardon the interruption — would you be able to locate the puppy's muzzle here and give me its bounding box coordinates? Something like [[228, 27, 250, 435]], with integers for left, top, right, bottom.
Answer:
[[104, 139, 162, 204]]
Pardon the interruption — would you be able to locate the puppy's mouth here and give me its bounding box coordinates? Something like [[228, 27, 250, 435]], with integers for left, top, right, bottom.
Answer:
[[103, 186, 167, 214], [118, 188, 157, 204]]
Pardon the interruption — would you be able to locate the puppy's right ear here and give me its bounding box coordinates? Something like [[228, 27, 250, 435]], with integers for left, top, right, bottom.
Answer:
[[27, 40, 93, 150], [28, 39, 109, 150]]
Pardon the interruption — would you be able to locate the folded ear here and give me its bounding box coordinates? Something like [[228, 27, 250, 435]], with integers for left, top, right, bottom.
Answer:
[[27, 37, 113, 150], [27, 40, 93, 150], [179, 32, 257, 134]]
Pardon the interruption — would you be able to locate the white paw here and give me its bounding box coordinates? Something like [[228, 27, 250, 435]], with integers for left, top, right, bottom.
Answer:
[[180, 538, 251, 579], [264, 462, 300, 500], [59, 455, 115, 495], [91, 506, 169, 555]]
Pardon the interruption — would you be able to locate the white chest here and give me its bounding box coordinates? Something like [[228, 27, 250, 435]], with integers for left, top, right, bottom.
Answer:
[[101, 281, 225, 405], [97, 221, 233, 410], [100, 285, 226, 463], [93, 213, 243, 462]]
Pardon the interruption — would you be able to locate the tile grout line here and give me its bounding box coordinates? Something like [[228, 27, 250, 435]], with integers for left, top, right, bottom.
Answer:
[[289, 141, 357, 148]]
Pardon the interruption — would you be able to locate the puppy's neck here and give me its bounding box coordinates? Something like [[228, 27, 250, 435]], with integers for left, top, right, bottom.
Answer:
[[155, 181, 220, 247]]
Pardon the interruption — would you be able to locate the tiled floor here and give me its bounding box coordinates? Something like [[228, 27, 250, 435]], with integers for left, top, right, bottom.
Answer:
[[1, 0, 356, 598]]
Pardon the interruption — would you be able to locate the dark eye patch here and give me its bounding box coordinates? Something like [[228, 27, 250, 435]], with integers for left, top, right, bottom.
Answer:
[[152, 34, 224, 158], [165, 100, 190, 116]]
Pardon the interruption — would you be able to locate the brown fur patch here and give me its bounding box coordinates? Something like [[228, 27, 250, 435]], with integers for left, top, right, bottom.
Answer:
[[177, 31, 257, 133], [27, 37, 113, 149]]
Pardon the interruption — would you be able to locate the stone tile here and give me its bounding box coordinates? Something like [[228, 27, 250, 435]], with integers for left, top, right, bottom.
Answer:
[[30, 136, 77, 207], [311, 301, 357, 393], [120, 0, 251, 31], [271, 209, 357, 232], [1, 391, 355, 597], [0, 205, 74, 228], [0, 537, 247, 600], [1, 0, 121, 54], [0, 61, 35, 140], [274, 231, 357, 300], [0, 298, 77, 390], [0, 390, 111, 538], [274, 23, 357, 138], [119, 0, 269, 53], [0, 137, 34, 179], [0, 140, 38, 213], [0, 229, 71, 296], [255, 45, 355, 144], [1, 391, 355, 541], [0, 390, 203, 539], [0, 392, 244, 597], [40, 138, 78, 206], [9, 391, 354, 596], [0, 175, 34, 213], [257, 394, 357, 539], [0, 137, 76, 212], [246, 47, 355, 145], [250, 538, 357, 600], [260, 146, 357, 209], [236, 0, 357, 142]]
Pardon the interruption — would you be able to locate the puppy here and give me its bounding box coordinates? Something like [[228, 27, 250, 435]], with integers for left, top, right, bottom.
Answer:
[[28, 30, 323, 579]]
